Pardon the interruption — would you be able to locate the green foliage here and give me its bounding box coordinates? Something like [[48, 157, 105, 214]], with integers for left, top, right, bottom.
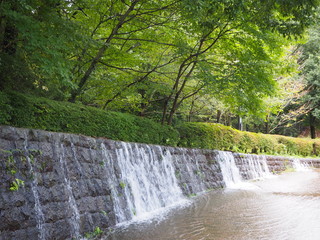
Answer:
[[119, 182, 126, 189], [298, 19, 320, 134], [176, 123, 240, 151], [9, 178, 25, 191], [173, 0, 318, 118], [187, 193, 197, 198], [0, 92, 12, 124], [1, 0, 319, 127], [0, 91, 179, 146], [84, 226, 103, 239], [177, 122, 320, 157], [101, 210, 107, 216], [0, 0, 82, 98], [1, 91, 319, 158]]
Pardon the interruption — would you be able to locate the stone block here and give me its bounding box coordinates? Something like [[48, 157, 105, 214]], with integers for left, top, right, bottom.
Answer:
[[46, 219, 73, 240], [42, 201, 71, 223], [0, 205, 35, 231]]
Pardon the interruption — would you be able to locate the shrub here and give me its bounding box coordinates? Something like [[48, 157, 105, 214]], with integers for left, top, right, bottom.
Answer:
[[176, 123, 240, 150], [0, 92, 12, 124], [1, 91, 319, 157], [254, 133, 276, 154], [0, 91, 179, 146], [176, 122, 320, 157], [313, 140, 320, 155]]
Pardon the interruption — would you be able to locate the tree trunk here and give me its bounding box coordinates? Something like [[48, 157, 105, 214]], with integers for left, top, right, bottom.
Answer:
[[1, 1, 18, 56], [226, 113, 231, 126], [237, 115, 243, 131], [188, 99, 196, 122], [69, 1, 139, 102], [161, 99, 169, 125], [265, 114, 270, 134], [216, 110, 222, 123], [309, 112, 316, 139]]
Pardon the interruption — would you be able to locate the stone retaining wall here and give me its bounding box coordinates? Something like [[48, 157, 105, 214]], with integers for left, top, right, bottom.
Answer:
[[0, 126, 319, 240], [0, 126, 224, 239]]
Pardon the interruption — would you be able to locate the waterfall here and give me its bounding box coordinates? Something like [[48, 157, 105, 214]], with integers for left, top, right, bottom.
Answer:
[[292, 159, 310, 171], [217, 151, 272, 189], [3, 126, 320, 240], [101, 142, 186, 223], [217, 151, 243, 188], [101, 143, 123, 223], [242, 154, 271, 179], [24, 138, 46, 240], [58, 142, 81, 238]]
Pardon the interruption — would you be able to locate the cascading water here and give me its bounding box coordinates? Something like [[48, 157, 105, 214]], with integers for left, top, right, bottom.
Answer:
[[216, 151, 243, 188], [58, 142, 81, 238], [241, 154, 271, 179], [100, 142, 186, 223], [190, 149, 207, 192], [2, 126, 320, 240], [292, 159, 310, 171], [101, 143, 128, 223], [24, 137, 46, 240], [217, 151, 272, 189]]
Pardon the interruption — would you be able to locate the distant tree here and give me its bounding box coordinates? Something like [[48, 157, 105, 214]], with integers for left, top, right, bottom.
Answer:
[[298, 22, 320, 138], [160, 0, 320, 125]]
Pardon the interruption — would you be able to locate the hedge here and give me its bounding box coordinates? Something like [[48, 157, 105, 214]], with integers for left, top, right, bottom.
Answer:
[[0, 91, 179, 146], [1, 91, 320, 157], [176, 122, 320, 157]]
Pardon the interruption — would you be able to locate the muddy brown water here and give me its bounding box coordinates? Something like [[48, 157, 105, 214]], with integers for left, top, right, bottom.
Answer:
[[102, 170, 320, 240]]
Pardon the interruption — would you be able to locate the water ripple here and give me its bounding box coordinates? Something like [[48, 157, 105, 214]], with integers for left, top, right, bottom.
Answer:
[[102, 171, 320, 240]]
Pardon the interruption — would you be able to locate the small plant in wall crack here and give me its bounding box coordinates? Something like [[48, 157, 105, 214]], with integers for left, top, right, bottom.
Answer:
[[119, 181, 126, 189], [5, 154, 17, 174], [10, 178, 25, 191], [84, 226, 103, 239], [187, 193, 197, 198], [1, 149, 29, 191], [101, 210, 108, 216], [195, 170, 204, 179]]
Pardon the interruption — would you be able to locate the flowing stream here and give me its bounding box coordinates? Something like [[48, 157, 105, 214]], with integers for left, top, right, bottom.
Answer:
[[100, 152, 320, 240], [292, 158, 311, 171]]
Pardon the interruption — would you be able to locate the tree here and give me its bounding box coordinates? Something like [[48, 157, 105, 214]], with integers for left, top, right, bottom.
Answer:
[[68, 0, 179, 102], [1, 0, 319, 129], [160, 0, 319, 125], [298, 21, 320, 138], [0, 0, 82, 98]]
